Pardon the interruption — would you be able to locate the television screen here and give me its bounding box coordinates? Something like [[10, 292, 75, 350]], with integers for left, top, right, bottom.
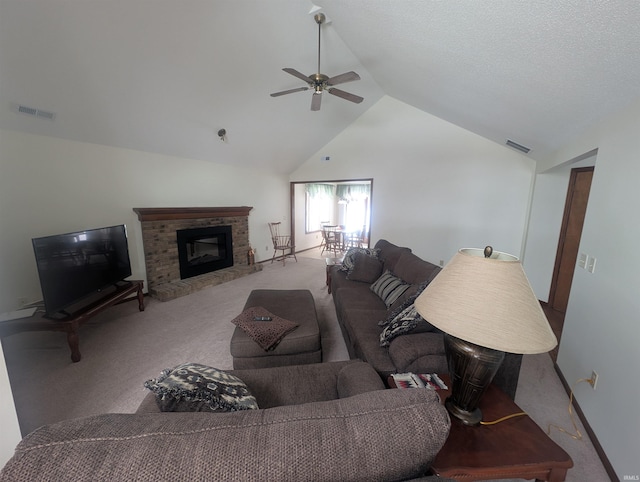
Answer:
[[32, 224, 133, 317]]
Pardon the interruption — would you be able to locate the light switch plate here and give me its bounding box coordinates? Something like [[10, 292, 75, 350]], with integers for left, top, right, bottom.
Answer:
[[587, 257, 597, 273], [578, 253, 588, 269]]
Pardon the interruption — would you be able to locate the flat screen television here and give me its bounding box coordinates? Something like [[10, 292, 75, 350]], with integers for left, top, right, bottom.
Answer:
[[32, 224, 133, 318]]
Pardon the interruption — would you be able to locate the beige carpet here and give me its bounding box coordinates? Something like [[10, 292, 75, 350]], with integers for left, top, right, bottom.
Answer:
[[2, 249, 610, 481]]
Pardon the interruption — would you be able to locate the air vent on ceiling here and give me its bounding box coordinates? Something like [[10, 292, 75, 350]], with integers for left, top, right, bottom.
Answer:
[[16, 104, 56, 121], [506, 139, 530, 154]]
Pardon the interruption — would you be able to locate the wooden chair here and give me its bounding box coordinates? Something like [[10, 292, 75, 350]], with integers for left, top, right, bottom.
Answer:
[[268, 222, 297, 265], [321, 225, 341, 255]]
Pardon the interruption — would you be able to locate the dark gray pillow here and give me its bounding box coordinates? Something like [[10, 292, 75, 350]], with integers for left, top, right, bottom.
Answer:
[[144, 363, 258, 412], [347, 252, 383, 283]]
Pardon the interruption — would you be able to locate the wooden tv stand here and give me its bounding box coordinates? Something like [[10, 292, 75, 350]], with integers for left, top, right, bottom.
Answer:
[[0, 280, 144, 362]]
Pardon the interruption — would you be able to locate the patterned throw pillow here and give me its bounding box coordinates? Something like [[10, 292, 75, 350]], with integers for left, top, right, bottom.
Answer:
[[378, 276, 438, 346], [370, 270, 411, 308], [144, 363, 258, 412], [379, 304, 422, 347], [340, 247, 380, 273]]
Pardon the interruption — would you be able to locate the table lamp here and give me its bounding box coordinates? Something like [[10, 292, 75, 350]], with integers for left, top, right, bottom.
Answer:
[[414, 246, 557, 426]]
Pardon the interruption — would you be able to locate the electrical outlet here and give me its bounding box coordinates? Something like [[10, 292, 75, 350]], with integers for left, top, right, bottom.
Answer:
[[589, 371, 598, 390], [266, 246, 269, 251], [439, 260, 445, 267]]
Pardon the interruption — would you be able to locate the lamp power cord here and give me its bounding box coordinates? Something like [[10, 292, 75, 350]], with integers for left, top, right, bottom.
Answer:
[[546, 376, 595, 441]]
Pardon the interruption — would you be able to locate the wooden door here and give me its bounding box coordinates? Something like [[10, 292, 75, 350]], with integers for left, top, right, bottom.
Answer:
[[549, 167, 594, 313]]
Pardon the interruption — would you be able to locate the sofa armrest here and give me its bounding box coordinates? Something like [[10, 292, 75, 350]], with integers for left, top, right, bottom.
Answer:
[[388, 332, 448, 374], [337, 359, 385, 398]]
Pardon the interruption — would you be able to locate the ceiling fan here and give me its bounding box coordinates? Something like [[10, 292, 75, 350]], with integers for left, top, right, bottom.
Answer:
[[270, 13, 364, 111]]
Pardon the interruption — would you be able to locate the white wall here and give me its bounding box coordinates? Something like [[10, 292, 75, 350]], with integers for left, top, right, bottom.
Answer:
[[530, 99, 640, 477], [0, 128, 290, 312], [291, 96, 537, 264]]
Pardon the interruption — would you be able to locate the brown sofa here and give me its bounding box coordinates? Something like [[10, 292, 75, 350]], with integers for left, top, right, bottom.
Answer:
[[330, 239, 522, 399], [1, 360, 454, 482]]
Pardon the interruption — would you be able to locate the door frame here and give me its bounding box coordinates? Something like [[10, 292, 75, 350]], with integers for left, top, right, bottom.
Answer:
[[290, 178, 374, 252], [547, 166, 594, 311]]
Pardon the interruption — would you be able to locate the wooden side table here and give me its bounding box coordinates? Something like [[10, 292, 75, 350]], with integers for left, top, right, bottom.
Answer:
[[389, 374, 573, 481], [325, 257, 342, 294]]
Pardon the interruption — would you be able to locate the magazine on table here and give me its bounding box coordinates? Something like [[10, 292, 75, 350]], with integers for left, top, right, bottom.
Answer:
[[391, 373, 448, 390]]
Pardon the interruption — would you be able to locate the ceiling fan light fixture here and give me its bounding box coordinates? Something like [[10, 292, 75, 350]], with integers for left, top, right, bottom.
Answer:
[[270, 12, 363, 111]]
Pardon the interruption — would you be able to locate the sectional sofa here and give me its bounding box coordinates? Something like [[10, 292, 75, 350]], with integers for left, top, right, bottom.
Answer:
[[330, 239, 523, 399]]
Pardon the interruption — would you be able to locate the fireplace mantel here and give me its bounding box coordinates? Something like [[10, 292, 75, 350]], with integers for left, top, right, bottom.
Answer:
[[133, 206, 253, 222]]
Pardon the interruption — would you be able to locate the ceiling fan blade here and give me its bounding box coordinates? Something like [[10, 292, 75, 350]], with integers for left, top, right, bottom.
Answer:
[[310, 92, 322, 111], [270, 86, 310, 97], [327, 71, 361, 86], [283, 68, 313, 84], [327, 88, 364, 104]]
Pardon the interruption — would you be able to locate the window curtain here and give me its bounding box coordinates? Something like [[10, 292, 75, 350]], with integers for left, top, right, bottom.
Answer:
[[336, 183, 370, 200], [306, 183, 335, 198]]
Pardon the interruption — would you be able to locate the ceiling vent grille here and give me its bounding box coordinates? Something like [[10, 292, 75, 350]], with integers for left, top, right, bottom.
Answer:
[[16, 104, 56, 121], [506, 139, 530, 153]]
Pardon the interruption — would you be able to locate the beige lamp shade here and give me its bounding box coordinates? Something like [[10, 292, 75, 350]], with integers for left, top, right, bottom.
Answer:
[[414, 248, 557, 354]]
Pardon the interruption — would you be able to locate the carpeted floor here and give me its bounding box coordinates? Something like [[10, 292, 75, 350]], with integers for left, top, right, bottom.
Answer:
[[2, 249, 610, 481]]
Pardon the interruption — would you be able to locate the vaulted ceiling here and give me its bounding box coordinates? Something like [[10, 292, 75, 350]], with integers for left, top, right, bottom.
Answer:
[[2, 1, 640, 173]]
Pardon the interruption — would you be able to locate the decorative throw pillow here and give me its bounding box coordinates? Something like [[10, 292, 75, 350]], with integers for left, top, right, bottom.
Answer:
[[144, 363, 258, 412], [370, 270, 411, 308], [379, 305, 421, 347], [347, 252, 383, 283], [231, 307, 299, 351], [340, 247, 380, 273]]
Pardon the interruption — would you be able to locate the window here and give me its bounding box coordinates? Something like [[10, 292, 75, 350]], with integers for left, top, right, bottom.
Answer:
[[337, 184, 370, 235], [305, 184, 335, 233]]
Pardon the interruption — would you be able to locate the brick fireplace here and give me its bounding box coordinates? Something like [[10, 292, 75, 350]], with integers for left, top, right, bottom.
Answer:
[[133, 207, 262, 301]]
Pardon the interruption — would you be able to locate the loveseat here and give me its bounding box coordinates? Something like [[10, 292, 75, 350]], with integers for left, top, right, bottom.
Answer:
[[0, 360, 453, 481], [330, 239, 522, 399]]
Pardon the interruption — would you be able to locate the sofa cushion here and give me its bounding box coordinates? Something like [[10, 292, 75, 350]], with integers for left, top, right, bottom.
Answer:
[[2, 390, 451, 482], [347, 251, 384, 283], [374, 239, 412, 273], [144, 363, 258, 412], [393, 251, 442, 285], [370, 270, 411, 308], [341, 308, 398, 376]]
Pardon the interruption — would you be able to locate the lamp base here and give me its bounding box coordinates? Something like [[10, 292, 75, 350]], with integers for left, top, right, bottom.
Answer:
[[444, 333, 505, 426], [445, 397, 482, 426]]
